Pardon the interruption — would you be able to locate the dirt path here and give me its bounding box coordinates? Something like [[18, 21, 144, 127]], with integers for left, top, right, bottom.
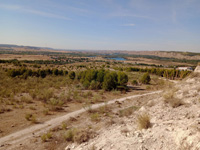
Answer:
[[0, 90, 161, 150]]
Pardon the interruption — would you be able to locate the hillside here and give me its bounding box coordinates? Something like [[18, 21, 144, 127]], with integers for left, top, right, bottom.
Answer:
[[66, 73, 200, 150]]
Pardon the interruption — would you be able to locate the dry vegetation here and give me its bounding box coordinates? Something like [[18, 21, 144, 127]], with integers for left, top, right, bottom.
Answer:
[[1, 60, 163, 138], [137, 113, 151, 130], [1, 49, 197, 150], [163, 89, 184, 108]]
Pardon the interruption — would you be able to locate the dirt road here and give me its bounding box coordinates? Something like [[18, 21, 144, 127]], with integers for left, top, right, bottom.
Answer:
[[0, 90, 161, 150]]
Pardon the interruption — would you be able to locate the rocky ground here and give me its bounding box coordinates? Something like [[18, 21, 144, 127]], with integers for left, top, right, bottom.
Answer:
[[66, 73, 200, 150], [1, 73, 200, 150]]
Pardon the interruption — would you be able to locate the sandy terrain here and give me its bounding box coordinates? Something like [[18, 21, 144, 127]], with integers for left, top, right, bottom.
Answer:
[[67, 74, 200, 150], [0, 91, 161, 150]]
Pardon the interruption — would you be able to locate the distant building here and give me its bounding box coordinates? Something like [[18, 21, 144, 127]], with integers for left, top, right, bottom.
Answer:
[[177, 67, 193, 71]]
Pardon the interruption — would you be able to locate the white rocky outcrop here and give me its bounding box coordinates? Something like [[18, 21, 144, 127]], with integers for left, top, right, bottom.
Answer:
[[194, 65, 200, 73]]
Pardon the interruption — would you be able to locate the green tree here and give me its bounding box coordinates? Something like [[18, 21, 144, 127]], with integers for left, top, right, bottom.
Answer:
[[117, 72, 128, 86], [39, 70, 46, 78], [90, 80, 101, 90], [103, 72, 118, 91], [53, 69, 59, 76], [141, 73, 151, 84], [69, 71, 76, 80], [83, 80, 90, 89], [85, 69, 97, 82], [96, 69, 105, 83]]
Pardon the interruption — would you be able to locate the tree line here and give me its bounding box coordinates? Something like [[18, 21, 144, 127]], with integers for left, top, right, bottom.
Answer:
[[125, 67, 191, 80], [0, 58, 89, 65], [6, 68, 129, 91], [7, 68, 69, 79]]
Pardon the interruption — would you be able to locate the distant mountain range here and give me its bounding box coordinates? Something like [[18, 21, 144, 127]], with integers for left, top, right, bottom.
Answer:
[[0, 44, 54, 50]]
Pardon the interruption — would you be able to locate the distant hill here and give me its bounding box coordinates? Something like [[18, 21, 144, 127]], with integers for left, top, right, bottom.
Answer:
[[0, 44, 54, 50], [0, 44, 200, 61]]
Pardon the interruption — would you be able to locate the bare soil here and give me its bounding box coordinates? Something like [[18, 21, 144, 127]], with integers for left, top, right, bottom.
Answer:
[[0, 91, 161, 150]]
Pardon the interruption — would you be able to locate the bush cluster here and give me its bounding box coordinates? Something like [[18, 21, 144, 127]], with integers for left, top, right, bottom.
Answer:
[[126, 67, 191, 79], [7, 68, 68, 78], [77, 69, 128, 91], [0, 57, 89, 65]]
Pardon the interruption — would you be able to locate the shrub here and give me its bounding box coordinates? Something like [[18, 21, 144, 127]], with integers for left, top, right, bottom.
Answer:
[[83, 80, 90, 89], [137, 113, 151, 130], [119, 106, 138, 117], [41, 132, 52, 142], [25, 113, 33, 121], [90, 113, 100, 122], [117, 71, 128, 86], [43, 109, 50, 115], [132, 80, 138, 85], [48, 98, 64, 111], [69, 71, 76, 80], [165, 97, 183, 108], [41, 134, 47, 142], [30, 115, 37, 123], [64, 129, 75, 142], [83, 104, 95, 113], [141, 73, 151, 84], [38, 89, 54, 102], [163, 90, 184, 108], [90, 80, 101, 90], [25, 113, 37, 123], [74, 129, 95, 144], [62, 122, 67, 130], [21, 95, 33, 104], [46, 132, 52, 139]]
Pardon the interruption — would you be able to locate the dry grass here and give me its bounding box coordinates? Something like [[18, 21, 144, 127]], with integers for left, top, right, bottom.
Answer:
[[25, 113, 38, 123], [90, 113, 100, 122], [64, 129, 75, 142], [96, 103, 111, 116], [137, 113, 151, 130], [63, 128, 95, 144], [163, 90, 184, 108], [177, 142, 193, 150], [73, 128, 96, 144], [118, 106, 138, 117], [83, 104, 96, 113], [41, 132, 53, 142], [21, 95, 33, 104]]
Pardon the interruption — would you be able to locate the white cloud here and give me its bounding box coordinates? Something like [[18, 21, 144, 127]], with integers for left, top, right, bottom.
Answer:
[[0, 4, 71, 20]]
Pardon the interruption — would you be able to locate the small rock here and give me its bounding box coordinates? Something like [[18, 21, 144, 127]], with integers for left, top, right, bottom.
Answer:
[[126, 133, 130, 136], [136, 132, 142, 137], [139, 139, 144, 143], [0, 144, 4, 147]]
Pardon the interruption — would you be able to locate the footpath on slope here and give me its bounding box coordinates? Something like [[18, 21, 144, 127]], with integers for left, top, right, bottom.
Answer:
[[0, 90, 161, 149]]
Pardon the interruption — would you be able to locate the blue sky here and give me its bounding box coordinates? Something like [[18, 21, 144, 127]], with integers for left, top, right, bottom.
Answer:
[[0, 0, 200, 52]]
